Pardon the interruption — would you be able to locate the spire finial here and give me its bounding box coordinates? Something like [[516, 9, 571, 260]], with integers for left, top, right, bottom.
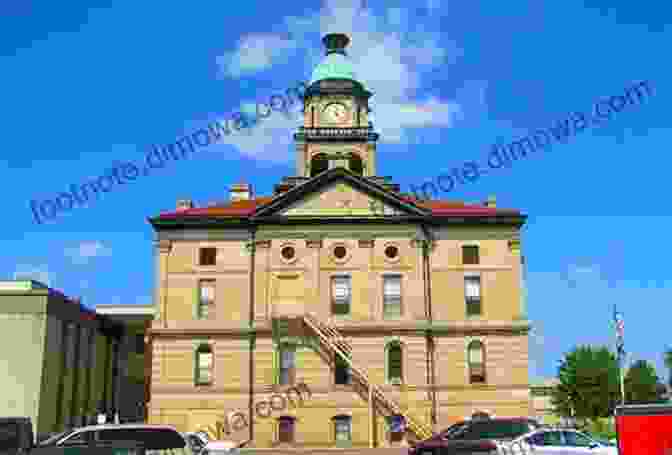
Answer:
[[323, 33, 350, 56]]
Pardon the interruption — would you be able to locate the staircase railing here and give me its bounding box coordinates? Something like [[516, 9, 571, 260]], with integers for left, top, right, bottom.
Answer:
[[302, 313, 434, 441]]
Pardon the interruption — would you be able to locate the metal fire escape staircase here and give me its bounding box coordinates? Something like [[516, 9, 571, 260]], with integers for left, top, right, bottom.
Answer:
[[302, 313, 435, 441]]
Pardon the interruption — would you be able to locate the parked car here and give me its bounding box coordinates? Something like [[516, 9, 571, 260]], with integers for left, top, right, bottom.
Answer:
[[36, 424, 191, 454], [503, 428, 618, 454], [200, 439, 250, 455], [409, 417, 542, 454], [0, 418, 189, 455], [183, 432, 210, 453]]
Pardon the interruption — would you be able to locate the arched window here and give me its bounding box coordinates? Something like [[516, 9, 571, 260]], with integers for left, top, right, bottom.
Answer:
[[468, 340, 486, 383], [348, 153, 364, 176], [387, 342, 403, 383], [194, 344, 213, 386], [310, 153, 329, 177], [333, 415, 352, 444], [278, 416, 295, 443]]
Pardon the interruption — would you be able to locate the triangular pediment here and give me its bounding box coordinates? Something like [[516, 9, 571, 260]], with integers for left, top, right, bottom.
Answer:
[[280, 181, 401, 216], [253, 168, 428, 218]]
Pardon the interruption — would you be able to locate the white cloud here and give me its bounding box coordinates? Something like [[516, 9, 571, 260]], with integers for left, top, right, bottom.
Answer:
[[211, 0, 466, 160], [64, 241, 112, 265], [217, 33, 299, 77], [13, 265, 52, 286]]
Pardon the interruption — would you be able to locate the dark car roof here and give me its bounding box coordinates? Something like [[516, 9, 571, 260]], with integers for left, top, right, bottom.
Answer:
[[414, 417, 540, 448]]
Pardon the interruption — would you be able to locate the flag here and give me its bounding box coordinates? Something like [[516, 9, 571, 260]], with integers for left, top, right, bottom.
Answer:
[[615, 312, 624, 339]]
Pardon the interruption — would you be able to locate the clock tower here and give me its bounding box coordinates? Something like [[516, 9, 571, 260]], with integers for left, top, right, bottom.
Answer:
[[293, 33, 381, 180]]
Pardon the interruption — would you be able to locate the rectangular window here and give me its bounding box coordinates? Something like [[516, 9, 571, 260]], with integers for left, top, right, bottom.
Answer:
[[334, 417, 352, 443], [195, 348, 213, 385], [278, 417, 295, 443], [198, 280, 215, 320], [334, 355, 351, 385], [279, 347, 296, 385], [199, 247, 217, 266], [462, 245, 480, 265], [465, 275, 482, 316], [383, 275, 402, 318], [388, 345, 402, 382], [331, 276, 351, 315]]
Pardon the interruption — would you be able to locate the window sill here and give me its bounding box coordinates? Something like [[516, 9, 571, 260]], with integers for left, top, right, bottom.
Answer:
[[194, 381, 213, 387]]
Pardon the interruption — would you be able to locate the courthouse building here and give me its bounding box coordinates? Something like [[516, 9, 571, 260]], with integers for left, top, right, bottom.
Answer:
[[147, 33, 531, 448]]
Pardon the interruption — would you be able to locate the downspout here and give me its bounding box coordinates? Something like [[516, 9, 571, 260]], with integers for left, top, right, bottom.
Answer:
[[248, 226, 257, 444], [420, 224, 437, 427]]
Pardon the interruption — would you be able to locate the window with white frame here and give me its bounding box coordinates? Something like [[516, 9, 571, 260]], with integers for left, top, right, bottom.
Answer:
[[465, 275, 482, 316], [195, 344, 213, 385], [198, 280, 215, 319], [383, 275, 402, 318], [331, 276, 351, 315]]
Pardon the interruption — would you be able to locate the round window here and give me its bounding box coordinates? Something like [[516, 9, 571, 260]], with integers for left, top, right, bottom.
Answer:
[[333, 245, 347, 259], [384, 245, 399, 259], [281, 246, 296, 260]]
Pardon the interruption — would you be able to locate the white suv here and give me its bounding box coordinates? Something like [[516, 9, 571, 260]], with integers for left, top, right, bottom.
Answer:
[[38, 424, 192, 454]]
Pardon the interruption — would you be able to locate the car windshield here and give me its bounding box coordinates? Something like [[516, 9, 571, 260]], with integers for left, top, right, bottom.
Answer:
[[39, 429, 74, 446], [593, 436, 616, 447]]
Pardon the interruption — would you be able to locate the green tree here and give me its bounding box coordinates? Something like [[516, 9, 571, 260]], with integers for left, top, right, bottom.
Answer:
[[664, 348, 672, 388], [551, 345, 620, 426], [624, 359, 667, 404]]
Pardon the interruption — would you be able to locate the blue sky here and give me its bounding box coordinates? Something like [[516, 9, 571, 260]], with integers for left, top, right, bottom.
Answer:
[[1, 0, 671, 382]]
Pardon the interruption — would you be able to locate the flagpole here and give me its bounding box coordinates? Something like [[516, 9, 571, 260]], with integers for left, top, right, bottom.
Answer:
[[614, 304, 625, 406]]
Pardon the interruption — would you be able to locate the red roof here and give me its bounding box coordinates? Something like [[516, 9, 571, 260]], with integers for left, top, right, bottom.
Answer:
[[157, 196, 519, 219]]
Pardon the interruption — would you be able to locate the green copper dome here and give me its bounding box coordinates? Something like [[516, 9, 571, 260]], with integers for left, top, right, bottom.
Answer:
[[309, 33, 358, 85]]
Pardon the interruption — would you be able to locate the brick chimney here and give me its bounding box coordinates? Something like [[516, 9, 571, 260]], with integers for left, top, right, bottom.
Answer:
[[484, 195, 496, 208], [176, 199, 193, 211], [230, 183, 253, 202]]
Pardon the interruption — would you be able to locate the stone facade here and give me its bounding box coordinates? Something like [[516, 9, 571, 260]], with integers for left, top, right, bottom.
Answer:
[[146, 33, 532, 448]]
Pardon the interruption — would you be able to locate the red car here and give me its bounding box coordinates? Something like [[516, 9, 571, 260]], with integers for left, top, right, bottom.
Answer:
[[409, 417, 542, 455]]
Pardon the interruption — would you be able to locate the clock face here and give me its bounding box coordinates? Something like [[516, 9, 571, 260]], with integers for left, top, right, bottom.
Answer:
[[324, 103, 348, 123]]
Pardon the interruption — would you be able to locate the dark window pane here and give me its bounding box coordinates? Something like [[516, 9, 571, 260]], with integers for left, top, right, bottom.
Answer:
[[541, 431, 564, 446], [278, 418, 295, 443], [462, 246, 479, 265], [334, 417, 352, 442], [135, 334, 145, 355], [97, 429, 185, 449], [199, 248, 217, 266], [563, 431, 593, 447], [334, 356, 351, 385], [388, 345, 402, 380]]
